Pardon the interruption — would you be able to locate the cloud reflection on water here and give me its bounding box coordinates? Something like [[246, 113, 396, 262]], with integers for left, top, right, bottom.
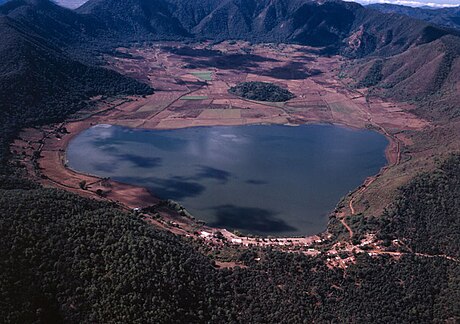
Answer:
[[209, 205, 297, 234]]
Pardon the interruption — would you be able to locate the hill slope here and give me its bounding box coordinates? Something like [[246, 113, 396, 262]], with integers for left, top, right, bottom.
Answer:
[[346, 34, 460, 119], [0, 15, 152, 166], [1, 161, 459, 322], [76, 0, 459, 57], [77, 0, 190, 40], [0, 0, 101, 47]]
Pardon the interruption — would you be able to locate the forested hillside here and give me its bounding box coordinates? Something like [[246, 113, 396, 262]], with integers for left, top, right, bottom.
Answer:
[[381, 154, 460, 258], [0, 173, 459, 322], [0, 0, 101, 48], [0, 15, 152, 168], [76, 0, 360, 46], [346, 34, 460, 120], [76, 0, 459, 57], [229, 82, 295, 102], [77, 0, 190, 40]]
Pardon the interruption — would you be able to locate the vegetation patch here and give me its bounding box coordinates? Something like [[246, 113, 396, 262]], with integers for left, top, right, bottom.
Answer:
[[357, 60, 383, 88], [190, 71, 213, 81], [229, 82, 295, 102], [380, 154, 460, 258], [180, 95, 209, 100], [1, 186, 459, 323]]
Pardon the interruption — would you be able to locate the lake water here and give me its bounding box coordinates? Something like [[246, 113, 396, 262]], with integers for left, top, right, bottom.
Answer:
[[67, 124, 388, 236]]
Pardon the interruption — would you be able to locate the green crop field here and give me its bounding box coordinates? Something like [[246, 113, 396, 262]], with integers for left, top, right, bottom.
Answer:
[[191, 71, 213, 81], [180, 95, 209, 100]]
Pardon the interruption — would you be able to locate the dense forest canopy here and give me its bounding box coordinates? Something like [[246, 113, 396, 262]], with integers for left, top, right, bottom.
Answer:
[[228, 82, 295, 102], [0, 179, 459, 322], [380, 154, 460, 258], [0, 15, 152, 168]]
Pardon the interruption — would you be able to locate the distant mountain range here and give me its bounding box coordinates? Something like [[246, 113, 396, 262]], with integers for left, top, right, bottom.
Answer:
[[369, 3, 460, 31], [1, 0, 460, 29], [1, 0, 457, 58], [73, 0, 458, 57]]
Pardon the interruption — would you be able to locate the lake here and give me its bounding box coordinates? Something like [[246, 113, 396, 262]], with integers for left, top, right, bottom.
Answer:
[[67, 124, 388, 236]]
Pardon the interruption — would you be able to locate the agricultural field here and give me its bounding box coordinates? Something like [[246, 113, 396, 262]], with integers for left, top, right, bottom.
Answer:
[[190, 71, 213, 81], [180, 95, 209, 100]]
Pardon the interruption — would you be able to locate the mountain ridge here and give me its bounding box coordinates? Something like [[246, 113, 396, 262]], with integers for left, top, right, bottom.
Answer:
[[0, 13, 152, 165], [369, 3, 460, 31], [75, 0, 460, 58], [2, 0, 458, 59]]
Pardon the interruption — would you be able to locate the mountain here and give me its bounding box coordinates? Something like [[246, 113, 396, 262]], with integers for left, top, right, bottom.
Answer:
[[76, 0, 361, 48], [188, 0, 360, 47], [77, 0, 459, 58], [2, 0, 457, 60], [0, 14, 152, 165], [0, 0, 102, 50], [346, 33, 460, 119], [76, 0, 191, 40], [368, 4, 460, 31]]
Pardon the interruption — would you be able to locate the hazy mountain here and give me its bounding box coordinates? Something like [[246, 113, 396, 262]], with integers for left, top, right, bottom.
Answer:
[[0, 0, 102, 48], [369, 3, 460, 31]]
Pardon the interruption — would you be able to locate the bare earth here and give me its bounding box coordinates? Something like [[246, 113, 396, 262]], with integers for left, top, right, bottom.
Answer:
[[13, 41, 448, 262]]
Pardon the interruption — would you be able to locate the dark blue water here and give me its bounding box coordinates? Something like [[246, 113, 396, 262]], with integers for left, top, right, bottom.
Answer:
[[67, 124, 388, 236]]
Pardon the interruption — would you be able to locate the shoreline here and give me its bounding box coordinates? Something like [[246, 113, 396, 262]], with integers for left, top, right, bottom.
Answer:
[[13, 98, 399, 246], [10, 42, 427, 247]]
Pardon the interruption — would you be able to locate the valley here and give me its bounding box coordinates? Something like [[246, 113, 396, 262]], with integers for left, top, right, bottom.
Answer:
[[2, 0, 460, 321], [12, 41, 432, 247]]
